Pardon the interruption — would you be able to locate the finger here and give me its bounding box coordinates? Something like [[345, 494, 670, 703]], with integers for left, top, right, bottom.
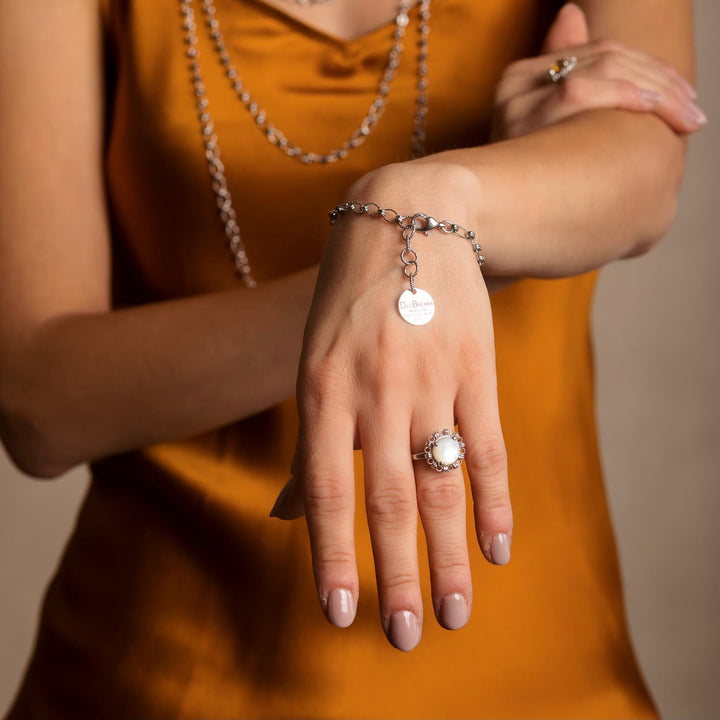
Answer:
[[500, 77, 653, 138], [582, 51, 706, 130], [361, 400, 422, 652], [454, 347, 512, 567], [300, 401, 358, 629], [496, 41, 605, 103], [501, 73, 705, 139], [496, 39, 696, 106], [541, 3, 589, 55], [582, 46, 690, 105], [411, 404, 471, 632], [593, 41, 696, 99]]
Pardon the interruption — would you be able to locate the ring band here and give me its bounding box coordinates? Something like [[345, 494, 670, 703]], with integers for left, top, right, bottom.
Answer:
[[412, 429, 465, 472], [546, 55, 578, 83]]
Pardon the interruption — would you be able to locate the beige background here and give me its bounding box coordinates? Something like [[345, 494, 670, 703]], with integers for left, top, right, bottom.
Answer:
[[1, 2, 718, 717]]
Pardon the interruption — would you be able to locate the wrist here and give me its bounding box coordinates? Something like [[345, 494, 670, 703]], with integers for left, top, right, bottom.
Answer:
[[340, 162, 485, 278], [344, 160, 482, 231]]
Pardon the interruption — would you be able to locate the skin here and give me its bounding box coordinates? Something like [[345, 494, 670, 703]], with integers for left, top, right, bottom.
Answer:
[[0, 0, 699, 652], [276, 1, 700, 650]]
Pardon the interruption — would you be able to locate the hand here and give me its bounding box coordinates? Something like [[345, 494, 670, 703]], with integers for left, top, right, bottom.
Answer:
[[271, 163, 511, 651], [490, 3, 706, 141]]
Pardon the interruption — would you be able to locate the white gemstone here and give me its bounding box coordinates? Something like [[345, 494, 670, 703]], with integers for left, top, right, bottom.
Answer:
[[432, 436, 461, 465]]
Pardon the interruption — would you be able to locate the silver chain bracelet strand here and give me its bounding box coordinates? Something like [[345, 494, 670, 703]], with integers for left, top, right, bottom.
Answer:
[[329, 201, 484, 326]]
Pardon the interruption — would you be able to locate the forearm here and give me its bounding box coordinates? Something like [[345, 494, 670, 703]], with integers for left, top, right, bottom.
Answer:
[[446, 110, 685, 277], [431, 0, 692, 279], [350, 112, 684, 282], [0, 267, 317, 478]]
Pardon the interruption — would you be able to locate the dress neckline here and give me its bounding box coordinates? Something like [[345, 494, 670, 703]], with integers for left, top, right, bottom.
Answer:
[[246, 0, 423, 46]]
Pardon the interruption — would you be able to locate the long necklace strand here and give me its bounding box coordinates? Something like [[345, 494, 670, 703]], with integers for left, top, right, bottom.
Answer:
[[180, 0, 430, 286], [201, 0, 430, 165]]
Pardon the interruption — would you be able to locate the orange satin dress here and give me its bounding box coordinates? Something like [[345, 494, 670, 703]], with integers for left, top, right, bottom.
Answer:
[[7, 0, 660, 718]]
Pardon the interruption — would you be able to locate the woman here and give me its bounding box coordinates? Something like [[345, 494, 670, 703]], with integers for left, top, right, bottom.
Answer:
[[0, 0, 702, 717]]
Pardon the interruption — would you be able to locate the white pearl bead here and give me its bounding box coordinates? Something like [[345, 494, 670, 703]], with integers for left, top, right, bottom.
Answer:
[[432, 436, 460, 465]]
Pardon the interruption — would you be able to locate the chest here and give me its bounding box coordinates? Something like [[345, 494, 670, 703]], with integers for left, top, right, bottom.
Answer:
[[103, 0, 552, 297]]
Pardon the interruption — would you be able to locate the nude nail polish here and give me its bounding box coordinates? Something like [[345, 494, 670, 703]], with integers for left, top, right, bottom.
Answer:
[[685, 103, 707, 126], [490, 533, 512, 565], [677, 75, 698, 99], [388, 611, 421, 652], [326, 588, 356, 628], [438, 593, 468, 630], [640, 89, 663, 107]]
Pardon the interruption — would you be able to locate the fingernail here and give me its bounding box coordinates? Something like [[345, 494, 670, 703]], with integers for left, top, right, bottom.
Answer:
[[326, 588, 356, 628], [388, 611, 421, 652], [438, 593, 468, 630], [677, 74, 697, 99], [684, 103, 707, 126], [490, 533, 512, 565], [640, 89, 663, 108], [269, 480, 292, 518]]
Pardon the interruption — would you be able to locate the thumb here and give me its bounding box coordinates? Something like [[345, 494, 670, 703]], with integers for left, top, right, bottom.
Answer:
[[269, 452, 306, 520], [269, 475, 305, 519], [541, 3, 589, 54]]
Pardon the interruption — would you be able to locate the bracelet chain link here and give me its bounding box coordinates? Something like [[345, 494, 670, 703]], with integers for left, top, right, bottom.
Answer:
[[329, 201, 485, 270]]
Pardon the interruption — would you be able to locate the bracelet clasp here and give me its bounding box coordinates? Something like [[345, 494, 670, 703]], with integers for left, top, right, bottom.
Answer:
[[411, 213, 440, 234]]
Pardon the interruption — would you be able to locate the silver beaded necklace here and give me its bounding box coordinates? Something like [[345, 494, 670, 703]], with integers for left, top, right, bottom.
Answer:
[[180, 0, 431, 286]]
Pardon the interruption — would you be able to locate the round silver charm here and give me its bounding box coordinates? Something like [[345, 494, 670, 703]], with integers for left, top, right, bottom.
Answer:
[[398, 288, 435, 326]]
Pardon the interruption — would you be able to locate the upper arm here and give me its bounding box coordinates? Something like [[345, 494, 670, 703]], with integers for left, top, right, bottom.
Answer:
[[578, 0, 695, 80], [0, 0, 111, 353]]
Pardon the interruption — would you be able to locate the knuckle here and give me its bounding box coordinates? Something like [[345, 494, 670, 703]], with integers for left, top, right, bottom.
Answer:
[[299, 356, 349, 401], [457, 332, 491, 368], [559, 76, 591, 105], [478, 484, 512, 513], [366, 485, 416, 525], [315, 546, 355, 569], [413, 349, 447, 388], [379, 571, 418, 595], [469, 438, 507, 477], [596, 51, 620, 78], [431, 556, 470, 576], [618, 79, 642, 103], [416, 479, 465, 512], [506, 57, 534, 76], [595, 37, 622, 55], [305, 477, 351, 517], [365, 350, 407, 397]]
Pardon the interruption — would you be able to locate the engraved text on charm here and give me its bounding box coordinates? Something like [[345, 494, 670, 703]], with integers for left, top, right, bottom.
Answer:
[[398, 288, 435, 325]]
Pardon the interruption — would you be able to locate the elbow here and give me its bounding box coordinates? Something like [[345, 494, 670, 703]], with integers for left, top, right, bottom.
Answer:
[[623, 192, 679, 258], [622, 205, 677, 259], [622, 136, 687, 259], [0, 381, 76, 480]]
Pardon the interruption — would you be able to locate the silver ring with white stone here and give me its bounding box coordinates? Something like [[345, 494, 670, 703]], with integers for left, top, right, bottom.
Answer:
[[412, 429, 466, 472]]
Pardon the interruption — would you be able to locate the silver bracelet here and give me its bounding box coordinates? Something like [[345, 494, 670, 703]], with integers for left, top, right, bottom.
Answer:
[[329, 201, 484, 326]]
